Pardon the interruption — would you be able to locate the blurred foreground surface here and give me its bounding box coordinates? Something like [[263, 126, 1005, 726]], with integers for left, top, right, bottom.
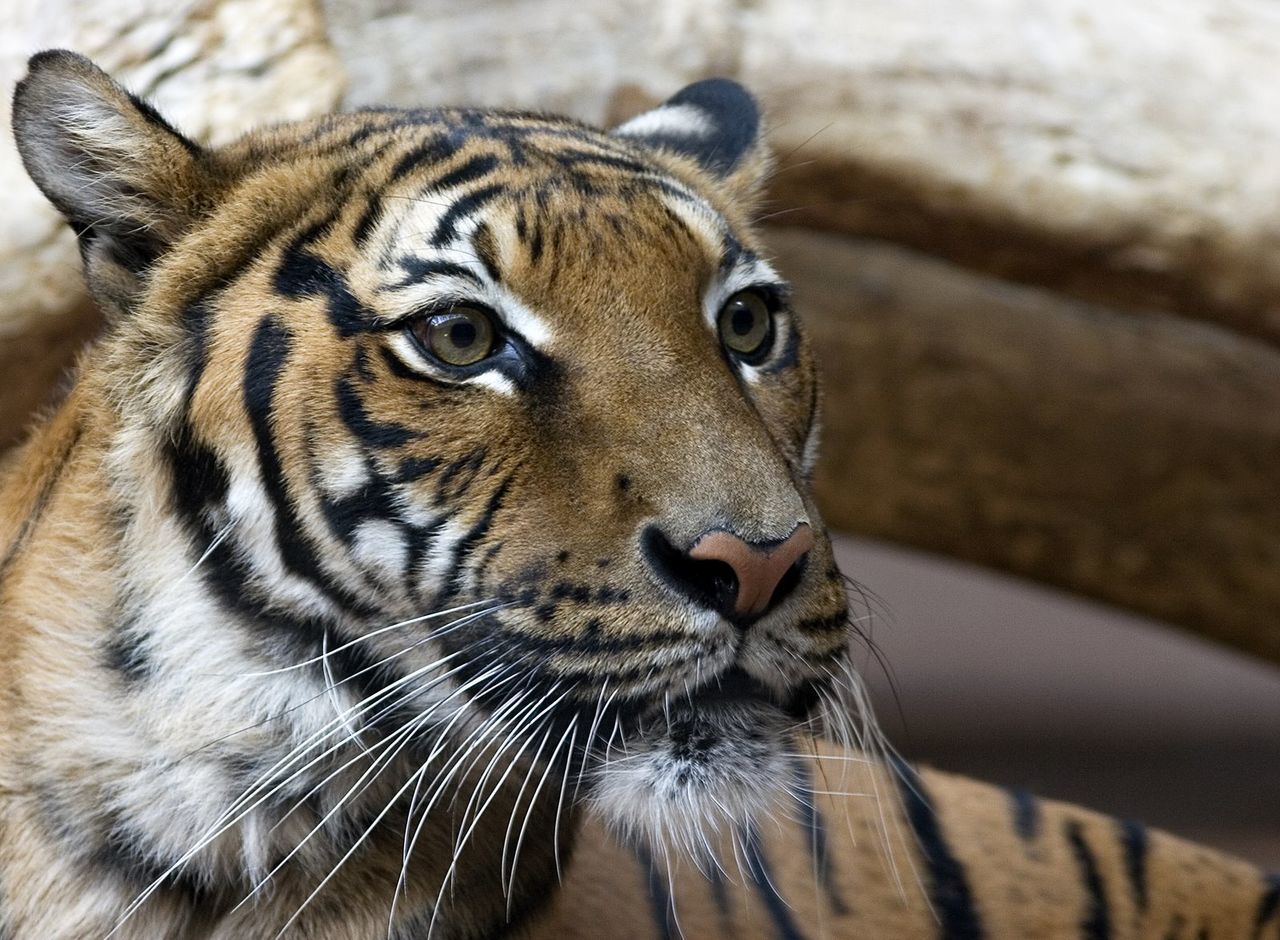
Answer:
[[834, 532, 1280, 868]]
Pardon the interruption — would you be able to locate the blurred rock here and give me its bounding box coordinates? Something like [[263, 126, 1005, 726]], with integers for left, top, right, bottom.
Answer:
[[769, 226, 1280, 662], [0, 0, 344, 445]]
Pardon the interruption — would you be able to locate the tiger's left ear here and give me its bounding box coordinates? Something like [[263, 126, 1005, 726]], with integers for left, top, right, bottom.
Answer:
[[12, 50, 210, 316], [612, 79, 771, 207]]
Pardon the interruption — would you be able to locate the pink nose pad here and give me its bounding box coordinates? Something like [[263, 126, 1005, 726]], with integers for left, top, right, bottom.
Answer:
[[688, 524, 815, 618]]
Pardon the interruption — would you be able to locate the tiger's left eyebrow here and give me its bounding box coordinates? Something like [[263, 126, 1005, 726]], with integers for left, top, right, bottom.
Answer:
[[719, 232, 758, 274]]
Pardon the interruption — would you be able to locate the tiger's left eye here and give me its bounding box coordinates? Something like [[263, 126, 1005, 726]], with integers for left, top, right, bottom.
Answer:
[[411, 304, 496, 367], [717, 290, 773, 358]]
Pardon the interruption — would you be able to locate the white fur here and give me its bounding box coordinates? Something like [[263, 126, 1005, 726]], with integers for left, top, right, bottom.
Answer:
[[589, 703, 796, 863], [318, 442, 369, 498], [614, 103, 716, 142], [351, 518, 409, 581]]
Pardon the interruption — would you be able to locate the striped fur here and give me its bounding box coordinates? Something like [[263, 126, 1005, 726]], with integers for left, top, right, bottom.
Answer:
[[539, 743, 1280, 940], [1, 50, 1273, 939]]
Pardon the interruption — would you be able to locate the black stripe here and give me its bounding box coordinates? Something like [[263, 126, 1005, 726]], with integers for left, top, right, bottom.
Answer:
[[33, 782, 210, 910], [163, 426, 401, 711], [244, 319, 373, 615], [795, 612, 848, 635], [1256, 873, 1280, 938], [528, 219, 544, 263], [436, 476, 511, 603], [1066, 820, 1112, 940], [389, 135, 460, 183], [96, 811, 212, 906], [0, 423, 81, 587], [633, 844, 675, 940], [795, 761, 849, 915], [393, 256, 483, 289], [435, 449, 486, 501], [892, 759, 985, 939], [553, 149, 651, 175], [335, 373, 421, 449], [182, 296, 214, 407], [274, 238, 374, 338], [1010, 788, 1040, 842], [471, 222, 503, 284], [396, 456, 442, 483], [102, 610, 151, 684], [352, 192, 383, 246], [318, 464, 400, 543], [743, 823, 808, 940], [1117, 819, 1148, 911], [430, 183, 504, 247], [404, 516, 448, 602], [431, 153, 501, 192]]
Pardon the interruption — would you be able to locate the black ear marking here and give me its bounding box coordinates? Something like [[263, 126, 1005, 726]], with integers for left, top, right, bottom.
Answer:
[[612, 78, 761, 178]]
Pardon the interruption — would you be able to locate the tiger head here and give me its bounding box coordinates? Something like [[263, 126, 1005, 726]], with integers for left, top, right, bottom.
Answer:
[[14, 52, 869, 864]]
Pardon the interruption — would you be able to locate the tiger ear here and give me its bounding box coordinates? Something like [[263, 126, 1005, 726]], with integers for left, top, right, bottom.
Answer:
[[612, 79, 771, 207], [11, 50, 208, 314]]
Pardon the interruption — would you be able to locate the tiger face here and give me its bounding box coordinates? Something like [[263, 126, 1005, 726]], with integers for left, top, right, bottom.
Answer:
[[14, 51, 863, 879]]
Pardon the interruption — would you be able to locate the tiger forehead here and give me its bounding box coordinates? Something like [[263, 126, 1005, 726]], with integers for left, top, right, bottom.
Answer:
[[335, 121, 753, 325]]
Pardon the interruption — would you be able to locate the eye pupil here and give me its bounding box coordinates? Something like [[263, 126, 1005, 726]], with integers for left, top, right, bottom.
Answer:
[[450, 321, 477, 348], [731, 305, 755, 337]]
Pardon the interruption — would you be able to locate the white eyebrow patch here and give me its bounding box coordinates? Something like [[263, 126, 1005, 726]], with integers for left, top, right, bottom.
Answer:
[[658, 189, 724, 257], [489, 283, 552, 348]]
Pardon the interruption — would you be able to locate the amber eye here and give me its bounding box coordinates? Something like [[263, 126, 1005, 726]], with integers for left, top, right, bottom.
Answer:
[[717, 290, 773, 358], [411, 304, 496, 367]]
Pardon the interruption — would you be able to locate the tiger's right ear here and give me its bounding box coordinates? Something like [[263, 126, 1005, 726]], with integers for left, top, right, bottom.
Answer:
[[12, 50, 208, 313]]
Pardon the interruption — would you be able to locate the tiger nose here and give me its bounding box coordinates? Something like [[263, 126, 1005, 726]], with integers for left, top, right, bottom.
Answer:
[[643, 523, 815, 625]]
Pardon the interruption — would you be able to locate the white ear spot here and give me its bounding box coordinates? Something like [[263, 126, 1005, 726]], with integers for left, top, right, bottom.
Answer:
[[611, 79, 761, 178], [615, 103, 716, 141]]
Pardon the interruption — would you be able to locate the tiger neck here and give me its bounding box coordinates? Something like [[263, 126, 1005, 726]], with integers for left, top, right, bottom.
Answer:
[[0, 388, 572, 933]]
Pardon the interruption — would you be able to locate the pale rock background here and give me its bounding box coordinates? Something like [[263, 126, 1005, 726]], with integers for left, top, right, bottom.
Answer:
[[1, 0, 344, 336]]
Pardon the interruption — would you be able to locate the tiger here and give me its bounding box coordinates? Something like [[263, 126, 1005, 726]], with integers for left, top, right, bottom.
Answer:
[[0, 48, 1275, 940]]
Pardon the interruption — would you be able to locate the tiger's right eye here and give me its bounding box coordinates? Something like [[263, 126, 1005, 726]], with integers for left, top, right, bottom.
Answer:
[[411, 304, 496, 367]]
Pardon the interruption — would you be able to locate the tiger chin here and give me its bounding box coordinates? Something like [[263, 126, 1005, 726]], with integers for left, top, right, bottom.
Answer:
[[0, 48, 868, 938]]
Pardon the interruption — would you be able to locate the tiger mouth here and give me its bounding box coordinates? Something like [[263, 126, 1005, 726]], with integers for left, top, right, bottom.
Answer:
[[665, 666, 822, 722]]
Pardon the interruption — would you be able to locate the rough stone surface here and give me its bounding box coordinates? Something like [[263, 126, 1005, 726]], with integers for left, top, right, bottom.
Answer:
[[768, 227, 1280, 663], [0, 0, 345, 444], [323, 0, 735, 120], [327, 0, 1280, 344]]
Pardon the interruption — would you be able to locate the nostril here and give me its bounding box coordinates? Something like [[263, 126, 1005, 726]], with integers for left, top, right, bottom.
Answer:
[[640, 523, 814, 625], [640, 525, 740, 616]]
